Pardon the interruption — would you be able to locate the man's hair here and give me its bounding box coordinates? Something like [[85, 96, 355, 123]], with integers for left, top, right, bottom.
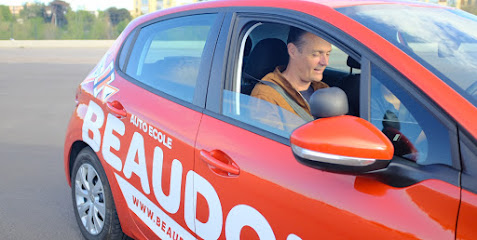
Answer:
[[287, 26, 307, 52]]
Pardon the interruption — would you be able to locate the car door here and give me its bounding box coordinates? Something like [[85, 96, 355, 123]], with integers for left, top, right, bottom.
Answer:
[[193, 10, 462, 239], [98, 12, 222, 239]]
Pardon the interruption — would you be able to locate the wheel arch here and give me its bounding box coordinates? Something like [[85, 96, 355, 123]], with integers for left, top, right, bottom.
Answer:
[[67, 141, 89, 183]]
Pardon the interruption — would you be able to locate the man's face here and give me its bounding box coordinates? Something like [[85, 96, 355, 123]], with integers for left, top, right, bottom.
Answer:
[[291, 33, 332, 83]]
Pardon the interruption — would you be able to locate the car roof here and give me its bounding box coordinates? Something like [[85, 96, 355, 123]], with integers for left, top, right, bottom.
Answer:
[[122, 0, 477, 138], [194, 0, 443, 9], [130, 0, 443, 27], [268, 0, 437, 8]]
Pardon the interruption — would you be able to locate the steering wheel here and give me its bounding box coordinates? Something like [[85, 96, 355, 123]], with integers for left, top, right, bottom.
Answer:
[[382, 127, 418, 162]]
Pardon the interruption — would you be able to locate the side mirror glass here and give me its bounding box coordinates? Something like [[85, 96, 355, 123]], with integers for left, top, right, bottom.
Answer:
[[290, 115, 394, 174]]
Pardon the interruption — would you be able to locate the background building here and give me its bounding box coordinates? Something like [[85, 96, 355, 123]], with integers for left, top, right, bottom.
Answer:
[[8, 5, 23, 16]]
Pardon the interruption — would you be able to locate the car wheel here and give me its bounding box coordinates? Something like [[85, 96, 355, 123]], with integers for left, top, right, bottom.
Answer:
[[71, 147, 127, 240]]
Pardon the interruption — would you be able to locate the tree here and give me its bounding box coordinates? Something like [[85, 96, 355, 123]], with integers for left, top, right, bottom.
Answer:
[[0, 5, 13, 39], [46, 0, 70, 27], [20, 3, 46, 20], [461, 4, 477, 15], [113, 19, 130, 37], [0, 5, 13, 22], [63, 10, 96, 39], [0, 3, 130, 40], [106, 7, 131, 26], [90, 11, 112, 39]]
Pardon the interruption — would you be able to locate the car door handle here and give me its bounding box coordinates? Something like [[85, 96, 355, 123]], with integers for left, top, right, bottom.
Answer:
[[199, 150, 240, 176], [106, 100, 127, 118]]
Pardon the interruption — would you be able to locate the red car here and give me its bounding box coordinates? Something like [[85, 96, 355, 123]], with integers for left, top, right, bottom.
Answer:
[[64, 0, 477, 239]]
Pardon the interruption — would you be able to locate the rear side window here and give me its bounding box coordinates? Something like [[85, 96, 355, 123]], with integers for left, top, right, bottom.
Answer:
[[118, 29, 136, 71], [125, 14, 217, 102]]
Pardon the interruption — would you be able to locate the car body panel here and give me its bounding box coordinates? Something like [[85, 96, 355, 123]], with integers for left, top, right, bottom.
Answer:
[[102, 79, 203, 239], [195, 115, 460, 239], [65, 68, 205, 239], [457, 190, 477, 239]]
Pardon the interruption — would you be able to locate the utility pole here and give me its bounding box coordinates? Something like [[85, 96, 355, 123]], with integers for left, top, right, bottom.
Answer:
[[51, 7, 57, 26], [34, 22, 38, 40], [10, 20, 13, 40]]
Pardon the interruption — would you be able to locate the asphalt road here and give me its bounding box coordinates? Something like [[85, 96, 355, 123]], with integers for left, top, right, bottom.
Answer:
[[0, 47, 109, 239]]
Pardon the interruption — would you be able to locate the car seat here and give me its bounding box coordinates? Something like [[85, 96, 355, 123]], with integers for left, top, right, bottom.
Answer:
[[339, 56, 361, 116], [242, 37, 253, 69], [241, 38, 289, 95]]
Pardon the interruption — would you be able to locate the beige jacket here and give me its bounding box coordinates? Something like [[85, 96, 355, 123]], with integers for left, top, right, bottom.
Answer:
[[250, 66, 328, 131]]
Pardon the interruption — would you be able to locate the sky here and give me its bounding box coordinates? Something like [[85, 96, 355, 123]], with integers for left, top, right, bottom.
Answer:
[[0, 0, 133, 11]]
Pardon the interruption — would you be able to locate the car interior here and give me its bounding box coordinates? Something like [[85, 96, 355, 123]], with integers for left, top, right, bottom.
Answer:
[[234, 23, 433, 163], [237, 22, 362, 117]]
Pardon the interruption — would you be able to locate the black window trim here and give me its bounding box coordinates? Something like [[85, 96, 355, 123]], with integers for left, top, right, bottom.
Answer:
[[459, 127, 477, 194], [118, 28, 138, 72], [115, 8, 227, 112]]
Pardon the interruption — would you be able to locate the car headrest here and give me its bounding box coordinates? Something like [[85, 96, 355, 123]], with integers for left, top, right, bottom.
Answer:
[[310, 87, 349, 118], [244, 38, 288, 80], [347, 56, 361, 69]]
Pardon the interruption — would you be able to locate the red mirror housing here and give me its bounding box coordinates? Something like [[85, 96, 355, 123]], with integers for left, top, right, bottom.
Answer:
[[290, 116, 394, 174]]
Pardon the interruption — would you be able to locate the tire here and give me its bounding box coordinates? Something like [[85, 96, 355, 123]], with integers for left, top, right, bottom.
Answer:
[[71, 147, 128, 240]]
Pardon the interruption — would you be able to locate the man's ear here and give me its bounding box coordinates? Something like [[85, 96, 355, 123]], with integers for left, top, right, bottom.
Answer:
[[288, 43, 298, 59]]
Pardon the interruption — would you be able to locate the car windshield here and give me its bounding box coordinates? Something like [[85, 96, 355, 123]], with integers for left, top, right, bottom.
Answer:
[[337, 4, 477, 107]]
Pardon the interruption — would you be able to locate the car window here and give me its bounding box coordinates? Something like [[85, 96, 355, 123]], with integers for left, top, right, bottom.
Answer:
[[223, 90, 306, 138], [118, 29, 136, 71], [124, 14, 217, 102], [370, 63, 452, 166], [222, 23, 358, 138], [338, 5, 477, 107], [328, 46, 360, 74]]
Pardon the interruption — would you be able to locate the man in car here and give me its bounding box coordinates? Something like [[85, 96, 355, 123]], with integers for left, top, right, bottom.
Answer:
[[250, 27, 332, 130]]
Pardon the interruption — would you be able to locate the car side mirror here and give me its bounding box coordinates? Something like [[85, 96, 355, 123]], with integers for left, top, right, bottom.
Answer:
[[309, 87, 348, 119], [290, 115, 394, 174]]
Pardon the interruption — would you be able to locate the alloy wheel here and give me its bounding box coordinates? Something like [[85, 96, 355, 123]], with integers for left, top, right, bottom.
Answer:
[[74, 163, 106, 235]]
